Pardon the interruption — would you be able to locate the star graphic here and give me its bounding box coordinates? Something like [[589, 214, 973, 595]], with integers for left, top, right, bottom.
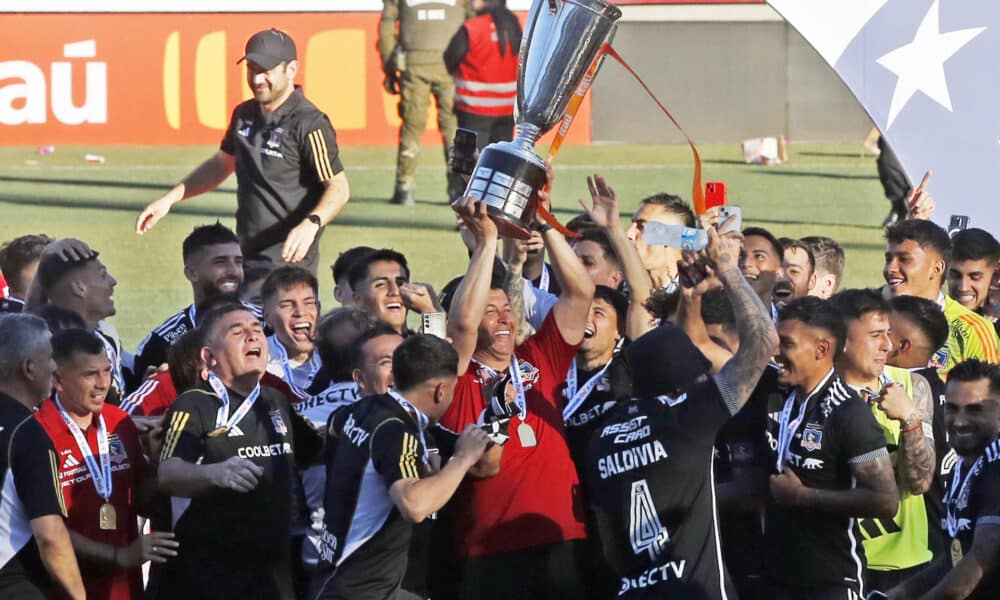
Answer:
[[876, 0, 986, 129]]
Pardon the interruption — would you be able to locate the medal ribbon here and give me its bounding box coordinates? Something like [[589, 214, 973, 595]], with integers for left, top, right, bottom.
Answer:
[[563, 355, 616, 421], [944, 455, 985, 537], [388, 390, 431, 466], [268, 336, 309, 397], [547, 43, 705, 215], [479, 357, 529, 420], [207, 372, 261, 431], [538, 264, 550, 293], [776, 369, 834, 471], [54, 395, 111, 501]]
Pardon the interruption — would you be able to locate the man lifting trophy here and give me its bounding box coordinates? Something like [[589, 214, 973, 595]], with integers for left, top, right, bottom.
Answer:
[[462, 0, 621, 238]]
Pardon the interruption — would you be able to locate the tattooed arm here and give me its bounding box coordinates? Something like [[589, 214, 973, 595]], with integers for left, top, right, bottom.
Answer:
[[502, 238, 536, 345], [897, 373, 936, 495], [705, 227, 779, 414], [921, 525, 1000, 600], [770, 453, 900, 519], [879, 374, 936, 495]]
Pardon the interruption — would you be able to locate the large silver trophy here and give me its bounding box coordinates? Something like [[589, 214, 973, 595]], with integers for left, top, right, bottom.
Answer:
[[464, 0, 621, 239]]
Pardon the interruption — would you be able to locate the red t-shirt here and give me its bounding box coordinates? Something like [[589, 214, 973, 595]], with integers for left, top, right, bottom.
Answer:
[[438, 313, 587, 557], [119, 370, 177, 417], [35, 400, 148, 600]]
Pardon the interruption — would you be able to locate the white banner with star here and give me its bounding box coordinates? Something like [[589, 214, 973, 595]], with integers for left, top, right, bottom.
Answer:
[[769, 0, 1000, 234]]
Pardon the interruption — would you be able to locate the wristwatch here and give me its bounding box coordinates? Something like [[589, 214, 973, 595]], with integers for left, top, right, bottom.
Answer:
[[530, 221, 553, 234], [306, 214, 322, 228]]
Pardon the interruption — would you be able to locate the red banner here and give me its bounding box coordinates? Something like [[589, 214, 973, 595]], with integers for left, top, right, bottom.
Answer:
[[0, 13, 592, 147]]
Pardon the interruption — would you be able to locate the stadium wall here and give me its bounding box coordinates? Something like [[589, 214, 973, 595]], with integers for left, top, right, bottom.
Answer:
[[0, 1, 871, 146]]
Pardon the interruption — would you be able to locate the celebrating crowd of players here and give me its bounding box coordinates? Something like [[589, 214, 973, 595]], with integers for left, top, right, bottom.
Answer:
[[3, 163, 1000, 600]]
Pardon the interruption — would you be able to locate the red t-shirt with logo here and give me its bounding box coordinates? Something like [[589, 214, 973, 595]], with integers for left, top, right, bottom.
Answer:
[[438, 313, 586, 557], [35, 400, 149, 600]]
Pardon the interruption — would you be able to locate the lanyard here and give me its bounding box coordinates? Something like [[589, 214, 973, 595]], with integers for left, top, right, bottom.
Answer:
[[98, 334, 124, 392], [388, 390, 431, 466], [563, 358, 613, 421], [538, 264, 550, 293], [776, 369, 834, 471], [207, 372, 262, 431], [944, 454, 985, 537], [187, 304, 197, 326], [54, 396, 112, 501]]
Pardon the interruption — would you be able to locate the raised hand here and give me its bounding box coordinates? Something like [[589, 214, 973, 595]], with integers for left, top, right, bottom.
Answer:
[[703, 224, 743, 274], [579, 174, 620, 229], [452, 196, 498, 243]]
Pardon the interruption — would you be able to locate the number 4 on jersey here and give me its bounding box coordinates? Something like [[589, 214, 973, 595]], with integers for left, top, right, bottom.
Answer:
[[629, 479, 670, 559]]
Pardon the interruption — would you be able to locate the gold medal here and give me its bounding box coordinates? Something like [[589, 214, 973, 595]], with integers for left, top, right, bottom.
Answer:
[[207, 426, 229, 438], [517, 421, 537, 447], [99, 502, 117, 530], [951, 538, 964, 566]]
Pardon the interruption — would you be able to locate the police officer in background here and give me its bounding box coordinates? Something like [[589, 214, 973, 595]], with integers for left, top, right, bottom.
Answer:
[[379, 0, 466, 205]]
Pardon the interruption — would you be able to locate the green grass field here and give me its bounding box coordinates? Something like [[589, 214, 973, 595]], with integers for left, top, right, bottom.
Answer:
[[0, 142, 891, 349]]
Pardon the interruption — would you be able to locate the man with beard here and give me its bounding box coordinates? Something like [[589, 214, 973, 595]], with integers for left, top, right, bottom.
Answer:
[[263, 267, 322, 393], [763, 297, 899, 599], [888, 359, 1000, 600], [882, 220, 999, 374], [157, 303, 323, 599], [829, 289, 936, 595], [348, 249, 442, 336], [135, 223, 260, 380], [137, 29, 351, 274], [33, 243, 125, 402]]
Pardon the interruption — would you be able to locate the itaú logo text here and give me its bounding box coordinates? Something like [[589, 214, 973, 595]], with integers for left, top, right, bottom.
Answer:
[[163, 30, 368, 131], [0, 40, 107, 126]]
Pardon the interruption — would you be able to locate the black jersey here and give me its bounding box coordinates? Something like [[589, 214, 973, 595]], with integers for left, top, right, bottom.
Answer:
[[0, 393, 67, 595], [0, 296, 24, 314], [762, 370, 889, 593], [713, 366, 777, 595], [134, 302, 263, 381], [312, 393, 429, 600], [584, 377, 737, 599], [157, 383, 322, 599], [562, 353, 633, 474], [943, 439, 1000, 600], [916, 366, 952, 559]]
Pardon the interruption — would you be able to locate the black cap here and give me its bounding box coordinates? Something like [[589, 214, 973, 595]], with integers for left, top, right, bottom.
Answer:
[[239, 29, 297, 70], [627, 323, 712, 398]]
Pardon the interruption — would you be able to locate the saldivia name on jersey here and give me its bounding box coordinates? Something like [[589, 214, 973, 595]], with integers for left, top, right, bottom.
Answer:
[[597, 415, 671, 479]]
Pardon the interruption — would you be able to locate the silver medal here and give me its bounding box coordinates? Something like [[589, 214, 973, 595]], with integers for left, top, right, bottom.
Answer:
[[517, 421, 537, 447]]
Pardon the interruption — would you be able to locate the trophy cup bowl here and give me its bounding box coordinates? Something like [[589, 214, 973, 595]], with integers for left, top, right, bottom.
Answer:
[[463, 0, 622, 239]]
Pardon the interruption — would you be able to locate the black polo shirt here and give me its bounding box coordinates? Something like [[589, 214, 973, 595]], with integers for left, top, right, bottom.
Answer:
[[156, 383, 323, 599], [0, 393, 67, 595], [221, 87, 344, 266]]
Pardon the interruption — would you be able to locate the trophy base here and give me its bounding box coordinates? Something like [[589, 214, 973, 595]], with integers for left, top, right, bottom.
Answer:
[[464, 142, 547, 240]]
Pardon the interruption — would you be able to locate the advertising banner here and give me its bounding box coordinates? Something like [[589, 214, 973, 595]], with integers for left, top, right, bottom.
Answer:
[[0, 12, 592, 147]]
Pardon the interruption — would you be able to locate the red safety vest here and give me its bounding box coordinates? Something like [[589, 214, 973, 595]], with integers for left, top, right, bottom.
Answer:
[[454, 14, 518, 117]]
